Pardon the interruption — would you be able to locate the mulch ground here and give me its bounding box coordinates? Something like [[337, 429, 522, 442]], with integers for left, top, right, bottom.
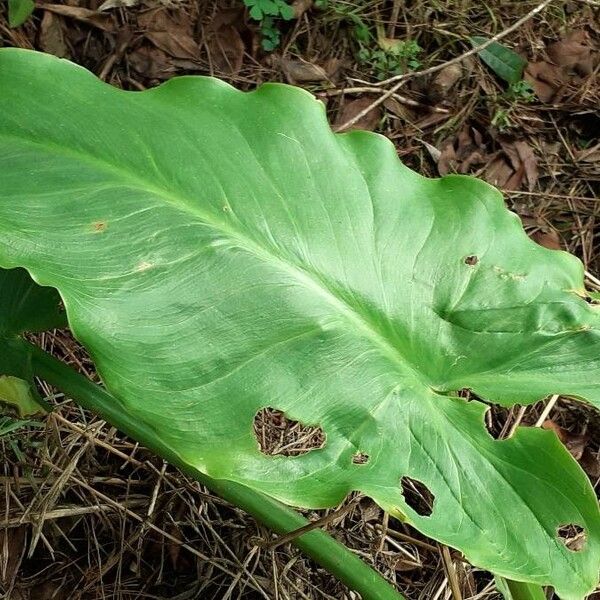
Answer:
[[1, 0, 599, 598]]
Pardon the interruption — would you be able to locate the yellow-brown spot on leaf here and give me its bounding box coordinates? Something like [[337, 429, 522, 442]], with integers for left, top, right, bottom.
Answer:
[[92, 221, 107, 232]]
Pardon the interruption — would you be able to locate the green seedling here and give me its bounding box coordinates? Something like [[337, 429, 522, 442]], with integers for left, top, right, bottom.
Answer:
[[243, 0, 295, 50]]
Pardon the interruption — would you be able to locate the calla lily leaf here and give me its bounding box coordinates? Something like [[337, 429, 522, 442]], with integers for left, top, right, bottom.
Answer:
[[0, 49, 599, 599]]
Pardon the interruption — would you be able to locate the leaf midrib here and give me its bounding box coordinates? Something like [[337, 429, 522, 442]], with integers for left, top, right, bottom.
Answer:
[[0, 132, 427, 386]]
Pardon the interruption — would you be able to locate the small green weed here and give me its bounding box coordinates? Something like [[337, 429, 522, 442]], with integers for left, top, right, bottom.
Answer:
[[491, 79, 536, 131], [0, 414, 44, 464], [358, 40, 422, 80], [243, 0, 295, 50], [317, 1, 421, 80], [491, 108, 512, 131], [506, 80, 536, 103]]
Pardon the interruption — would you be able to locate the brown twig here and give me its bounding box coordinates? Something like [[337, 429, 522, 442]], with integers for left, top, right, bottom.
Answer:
[[319, 86, 450, 113], [440, 544, 463, 600], [263, 497, 360, 550]]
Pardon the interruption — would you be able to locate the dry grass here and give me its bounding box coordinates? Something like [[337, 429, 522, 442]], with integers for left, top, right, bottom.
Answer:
[[1, 0, 599, 598]]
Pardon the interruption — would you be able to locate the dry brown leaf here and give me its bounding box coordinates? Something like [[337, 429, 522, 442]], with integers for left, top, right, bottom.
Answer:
[[514, 141, 538, 191], [525, 30, 598, 103], [211, 6, 243, 28], [437, 140, 457, 176], [145, 31, 199, 61], [484, 156, 514, 188], [322, 57, 346, 81], [524, 60, 566, 103], [504, 163, 525, 191], [499, 140, 538, 191], [37, 3, 113, 31], [382, 96, 414, 120], [531, 229, 562, 251], [334, 97, 381, 131], [438, 126, 486, 175], [359, 499, 381, 523], [204, 6, 246, 76], [458, 129, 485, 173], [128, 45, 177, 79], [500, 141, 520, 171], [542, 420, 588, 460], [206, 25, 244, 75], [580, 448, 600, 479], [414, 111, 449, 130], [39, 11, 70, 59], [547, 30, 595, 76], [139, 9, 199, 61], [280, 57, 328, 83], [420, 139, 441, 163]]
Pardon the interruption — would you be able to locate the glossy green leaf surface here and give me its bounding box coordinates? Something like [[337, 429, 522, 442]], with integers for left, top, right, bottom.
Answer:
[[7, 0, 34, 28], [0, 267, 66, 335], [0, 267, 66, 412], [0, 49, 599, 598], [471, 36, 527, 85], [0, 374, 42, 416]]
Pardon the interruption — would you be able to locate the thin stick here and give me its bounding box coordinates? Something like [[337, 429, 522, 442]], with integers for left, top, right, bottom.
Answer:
[[585, 270, 600, 289], [319, 87, 450, 113], [507, 405, 528, 439], [334, 0, 553, 132], [2, 502, 148, 528], [534, 394, 560, 428], [441, 544, 463, 600], [264, 497, 360, 550]]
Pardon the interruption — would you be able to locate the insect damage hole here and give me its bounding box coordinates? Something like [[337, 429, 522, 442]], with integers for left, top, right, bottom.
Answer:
[[557, 524, 586, 552], [253, 408, 325, 457], [352, 452, 369, 465], [464, 255, 479, 266], [483, 405, 513, 440], [400, 476, 435, 517]]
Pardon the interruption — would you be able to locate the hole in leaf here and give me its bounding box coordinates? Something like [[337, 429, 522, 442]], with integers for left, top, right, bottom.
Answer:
[[458, 388, 473, 400], [464, 255, 479, 266], [557, 523, 586, 552], [400, 476, 435, 517], [352, 452, 369, 465], [583, 294, 600, 306], [483, 405, 514, 440], [253, 408, 325, 457]]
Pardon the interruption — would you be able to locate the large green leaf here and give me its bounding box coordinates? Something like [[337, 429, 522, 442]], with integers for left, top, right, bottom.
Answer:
[[0, 49, 599, 598]]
